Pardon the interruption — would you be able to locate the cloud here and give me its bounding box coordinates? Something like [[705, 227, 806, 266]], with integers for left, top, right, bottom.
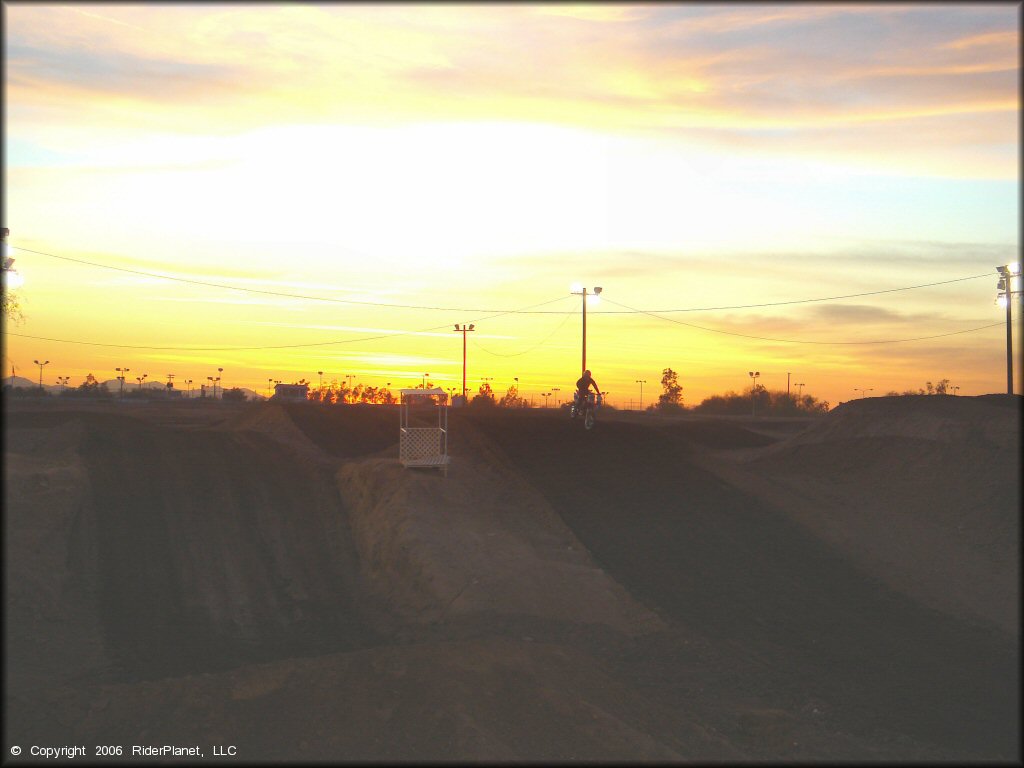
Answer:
[[808, 304, 910, 325], [532, 6, 652, 24]]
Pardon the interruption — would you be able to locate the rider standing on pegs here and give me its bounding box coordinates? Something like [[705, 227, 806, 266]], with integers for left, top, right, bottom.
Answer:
[[573, 369, 600, 417]]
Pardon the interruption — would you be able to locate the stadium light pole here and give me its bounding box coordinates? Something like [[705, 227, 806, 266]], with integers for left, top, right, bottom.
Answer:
[[996, 262, 1020, 394], [33, 359, 49, 390], [748, 371, 760, 417], [571, 284, 602, 377], [453, 324, 476, 401], [636, 379, 646, 411]]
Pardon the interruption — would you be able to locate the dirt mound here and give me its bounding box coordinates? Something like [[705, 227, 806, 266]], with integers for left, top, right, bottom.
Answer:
[[4, 400, 1019, 761], [780, 393, 1019, 447], [336, 417, 663, 635], [708, 395, 1021, 635], [6, 408, 376, 693], [280, 403, 400, 459], [467, 406, 1019, 758], [4, 418, 108, 695]]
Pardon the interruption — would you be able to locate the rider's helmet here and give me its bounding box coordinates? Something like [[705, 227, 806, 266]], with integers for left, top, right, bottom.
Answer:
[[584, 369, 591, 378]]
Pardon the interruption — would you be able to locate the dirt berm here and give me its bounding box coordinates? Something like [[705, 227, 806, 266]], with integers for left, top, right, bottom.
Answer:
[[3, 396, 1019, 761]]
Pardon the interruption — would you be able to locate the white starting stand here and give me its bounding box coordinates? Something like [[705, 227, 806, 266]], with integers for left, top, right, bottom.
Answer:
[[398, 388, 450, 477]]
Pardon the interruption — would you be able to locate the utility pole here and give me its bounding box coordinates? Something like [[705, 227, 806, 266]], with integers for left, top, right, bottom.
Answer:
[[571, 285, 603, 377], [454, 324, 475, 400], [787, 372, 791, 396], [997, 263, 1020, 394], [636, 379, 646, 411]]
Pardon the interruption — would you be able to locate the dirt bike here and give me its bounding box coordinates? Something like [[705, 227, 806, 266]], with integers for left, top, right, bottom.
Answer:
[[570, 390, 601, 430]]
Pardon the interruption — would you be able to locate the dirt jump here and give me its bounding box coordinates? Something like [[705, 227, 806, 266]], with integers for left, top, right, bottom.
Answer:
[[4, 394, 1019, 762]]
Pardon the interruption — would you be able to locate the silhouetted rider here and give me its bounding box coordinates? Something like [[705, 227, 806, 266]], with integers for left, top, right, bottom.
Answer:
[[573, 370, 600, 416]]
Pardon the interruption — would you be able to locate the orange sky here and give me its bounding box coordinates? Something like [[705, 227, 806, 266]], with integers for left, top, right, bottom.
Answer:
[[3, 3, 1020, 406]]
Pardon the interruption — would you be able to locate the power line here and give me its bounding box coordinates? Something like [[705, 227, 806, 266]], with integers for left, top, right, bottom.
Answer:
[[601, 297, 1004, 345], [471, 308, 576, 357], [11, 245, 576, 314], [3, 296, 574, 352], [12, 244, 993, 314]]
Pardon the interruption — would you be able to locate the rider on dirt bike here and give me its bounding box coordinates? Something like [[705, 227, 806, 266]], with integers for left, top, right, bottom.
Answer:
[[572, 370, 601, 418]]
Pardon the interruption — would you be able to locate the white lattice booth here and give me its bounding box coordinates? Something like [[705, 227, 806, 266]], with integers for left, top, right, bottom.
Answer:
[[399, 388, 450, 476]]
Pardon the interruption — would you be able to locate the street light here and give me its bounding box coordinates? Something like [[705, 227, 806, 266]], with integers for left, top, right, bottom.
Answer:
[[116, 367, 130, 398], [2, 228, 23, 290], [551, 386, 561, 406], [952, 385, 961, 396], [33, 359, 49, 390], [542, 391, 551, 408], [854, 387, 873, 398], [636, 379, 646, 411], [136, 373, 148, 391], [748, 371, 760, 417], [185, 378, 193, 399], [796, 382, 805, 397], [454, 324, 476, 400], [318, 371, 324, 396], [996, 262, 1021, 395], [422, 373, 430, 389], [570, 284, 603, 377], [57, 375, 70, 393], [218, 367, 224, 399]]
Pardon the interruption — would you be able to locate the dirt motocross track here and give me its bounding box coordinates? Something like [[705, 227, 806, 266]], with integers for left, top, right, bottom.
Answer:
[[4, 395, 1020, 762]]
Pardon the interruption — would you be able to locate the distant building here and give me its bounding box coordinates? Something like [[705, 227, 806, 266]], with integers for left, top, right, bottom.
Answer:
[[272, 383, 309, 402]]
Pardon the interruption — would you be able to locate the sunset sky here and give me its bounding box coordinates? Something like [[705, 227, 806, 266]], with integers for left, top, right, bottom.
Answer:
[[3, 3, 1020, 407]]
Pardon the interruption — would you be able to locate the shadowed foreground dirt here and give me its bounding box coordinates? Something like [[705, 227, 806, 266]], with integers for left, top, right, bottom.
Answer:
[[4, 396, 1019, 762]]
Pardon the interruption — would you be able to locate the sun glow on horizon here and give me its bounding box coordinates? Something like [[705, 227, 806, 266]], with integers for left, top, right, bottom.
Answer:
[[3, 4, 1020, 405]]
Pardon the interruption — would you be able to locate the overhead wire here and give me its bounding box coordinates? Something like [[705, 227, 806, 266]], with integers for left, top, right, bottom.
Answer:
[[471, 307, 577, 357], [5, 243, 1005, 350], [3, 296, 576, 351], [10, 245, 582, 315], [10, 244, 996, 314]]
